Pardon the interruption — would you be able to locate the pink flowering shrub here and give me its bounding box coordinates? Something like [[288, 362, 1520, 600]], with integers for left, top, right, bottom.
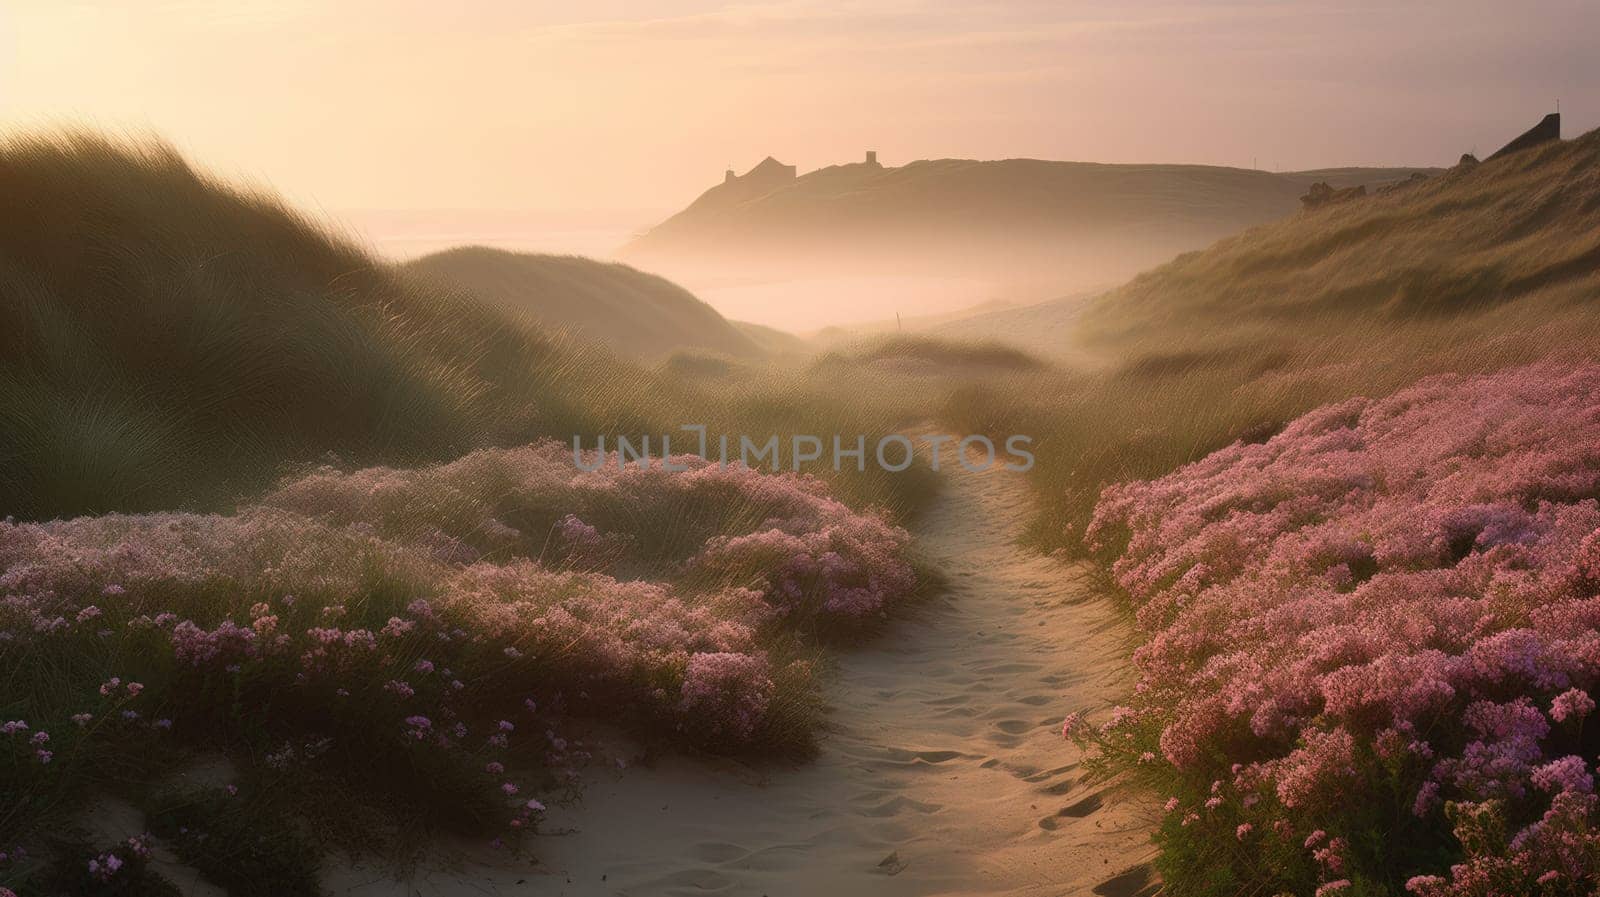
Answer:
[[262, 441, 916, 625], [678, 652, 775, 742], [1086, 364, 1600, 894], [0, 443, 915, 885]]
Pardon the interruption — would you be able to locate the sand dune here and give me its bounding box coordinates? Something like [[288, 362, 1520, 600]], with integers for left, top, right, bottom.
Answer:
[[324, 451, 1155, 897], [404, 247, 766, 360], [926, 291, 1103, 363]]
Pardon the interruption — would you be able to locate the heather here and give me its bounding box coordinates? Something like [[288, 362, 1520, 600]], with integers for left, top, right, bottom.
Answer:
[[1081, 363, 1600, 894], [0, 443, 917, 892]]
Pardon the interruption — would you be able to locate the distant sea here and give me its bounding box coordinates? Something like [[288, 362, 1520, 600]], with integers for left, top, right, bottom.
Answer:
[[328, 208, 1003, 332], [330, 208, 662, 262]]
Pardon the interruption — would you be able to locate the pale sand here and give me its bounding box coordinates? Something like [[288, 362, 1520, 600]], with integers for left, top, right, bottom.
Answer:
[[325, 460, 1157, 896]]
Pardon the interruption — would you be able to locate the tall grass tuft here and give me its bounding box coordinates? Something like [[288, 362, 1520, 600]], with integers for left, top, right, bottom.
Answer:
[[0, 132, 938, 523]]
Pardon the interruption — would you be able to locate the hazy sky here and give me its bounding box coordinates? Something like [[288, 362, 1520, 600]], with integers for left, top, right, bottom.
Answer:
[[2, 1, 1596, 218]]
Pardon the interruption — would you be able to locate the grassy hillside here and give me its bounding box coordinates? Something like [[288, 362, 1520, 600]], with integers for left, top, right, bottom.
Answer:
[[0, 133, 930, 523], [1082, 133, 1600, 345], [0, 133, 672, 521], [621, 156, 1436, 295], [404, 247, 765, 360], [940, 127, 1600, 553], [733, 319, 808, 356], [927, 291, 1100, 360]]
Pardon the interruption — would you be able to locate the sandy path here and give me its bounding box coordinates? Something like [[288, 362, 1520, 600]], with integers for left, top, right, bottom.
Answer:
[[327, 459, 1156, 896]]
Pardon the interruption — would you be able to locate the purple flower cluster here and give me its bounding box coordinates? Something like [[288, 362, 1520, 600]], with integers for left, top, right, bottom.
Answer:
[[678, 652, 774, 742], [0, 441, 915, 860], [1088, 364, 1600, 890]]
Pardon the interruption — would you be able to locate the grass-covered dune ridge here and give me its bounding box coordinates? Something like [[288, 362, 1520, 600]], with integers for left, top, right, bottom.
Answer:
[[0, 132, 653, 521], [403, 247, 766, 361], [1078, 363, 1600, 895], [1084, 127, 1600, 342], [0, 131, 935, 523], [0, 441, 917, 892]]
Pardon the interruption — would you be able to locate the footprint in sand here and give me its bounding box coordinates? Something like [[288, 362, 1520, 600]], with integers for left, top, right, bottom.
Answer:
[[1093, 864, 1160, 897], [1038, 792, 1106, 829]]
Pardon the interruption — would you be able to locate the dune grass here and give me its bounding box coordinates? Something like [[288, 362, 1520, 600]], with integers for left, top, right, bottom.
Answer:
[[0, 132, 937, 526], [813, 334, 1043, 372], [403, 247, 765, 360]]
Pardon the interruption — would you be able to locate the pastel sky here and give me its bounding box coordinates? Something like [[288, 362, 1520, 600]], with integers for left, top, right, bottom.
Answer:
[[2, 1, 1596, 217]]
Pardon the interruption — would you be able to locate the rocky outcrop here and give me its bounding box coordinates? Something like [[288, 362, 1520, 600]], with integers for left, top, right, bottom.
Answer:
[[1379, 172, 1431, 195], [1488, 113, 1560, 160], [1301, 181, 1367, 211]]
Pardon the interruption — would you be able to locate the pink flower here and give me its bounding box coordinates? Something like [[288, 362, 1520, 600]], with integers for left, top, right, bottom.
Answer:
[[1060, 711, 1083, 739], [1085, 363, 1600, 890], [679, 652, 773, 742], [0, 436, 923, 885], [1550, 688, 1595, 723], [1412, 781, 1440, 817], [381, 617, 414, 638], [1530, 756, 1594, 794]]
